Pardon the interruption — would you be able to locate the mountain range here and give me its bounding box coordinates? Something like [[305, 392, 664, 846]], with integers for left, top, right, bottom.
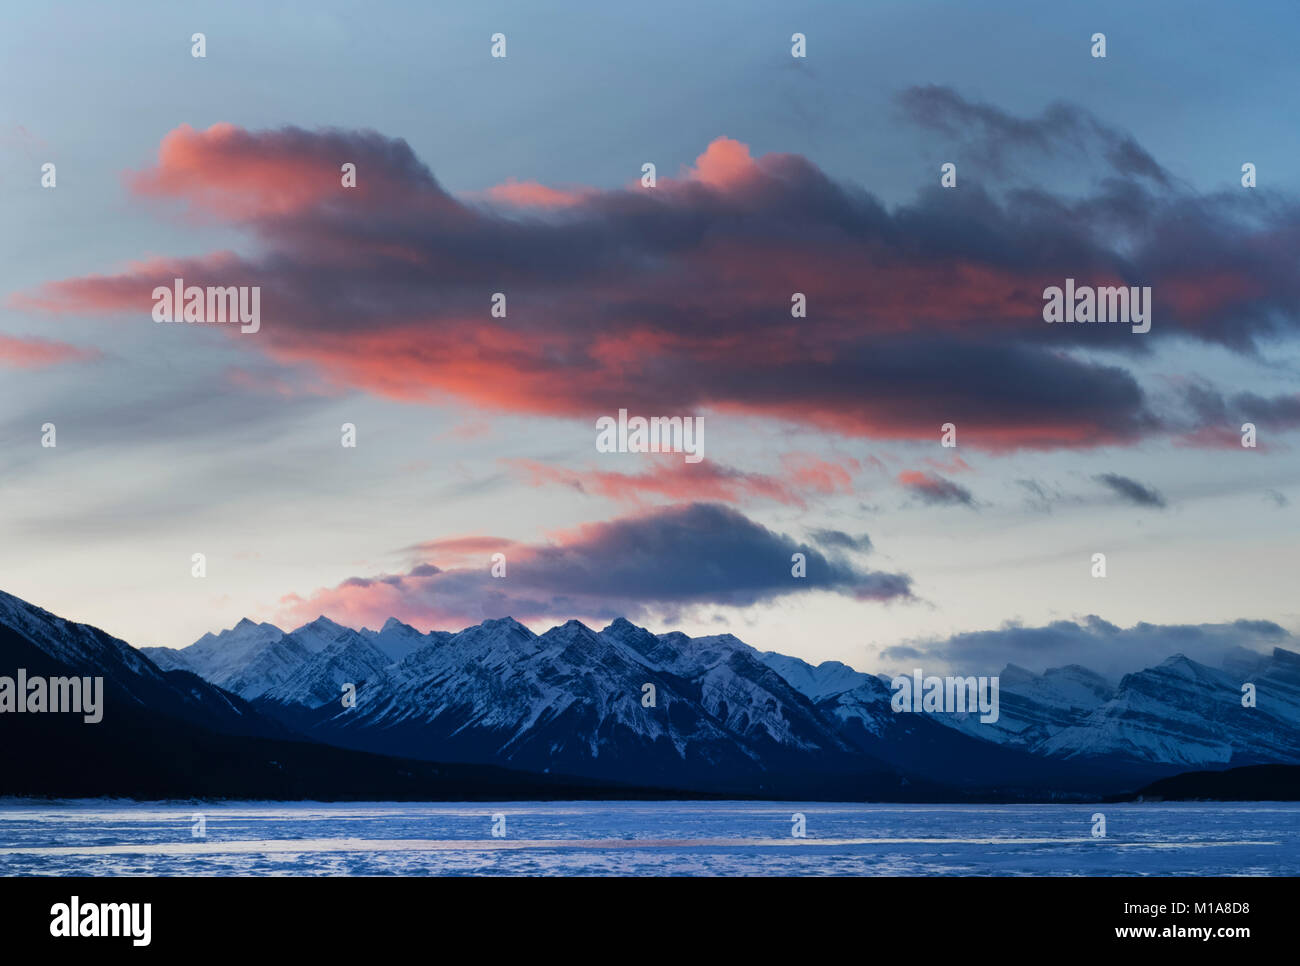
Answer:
[[139, 598, 1300, 793], [3, 587, 1298, 800]]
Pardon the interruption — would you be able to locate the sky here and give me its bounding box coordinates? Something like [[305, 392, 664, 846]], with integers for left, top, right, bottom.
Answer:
[[2, 0, 1299, 679]]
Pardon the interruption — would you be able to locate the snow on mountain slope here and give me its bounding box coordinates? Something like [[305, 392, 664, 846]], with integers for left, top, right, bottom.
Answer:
[[145, 615, 387, 701], [609, 620, 850, 752], [766, 640, 1299, 772], [680, 641, 841, 751], [141, 617, 287, 682], [0, 589, 274, 735], [320, 617, 730, 753], [282, 616, 360, 655], [740, 644, 1183, 790], [260, 629, 395, 708], [216, 636, 312, 700], [359, 617, 446, 663], [934, 663, 1115, 748], [0, 589, 159, 684], [757, 652, 872, 702], [140, 646, 192, 672], [283, 616, 878, 789], [124, 598, 1300, 786], [1, 590, 650, 800], [1038, 652, 1300, 766], [1232, 647, 1300, 725], [764, 649, 1115, 750], [818, 676, 898, 738]]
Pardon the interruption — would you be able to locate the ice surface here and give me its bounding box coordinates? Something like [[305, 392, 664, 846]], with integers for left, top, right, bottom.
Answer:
[[0, 800, 1295, 876]]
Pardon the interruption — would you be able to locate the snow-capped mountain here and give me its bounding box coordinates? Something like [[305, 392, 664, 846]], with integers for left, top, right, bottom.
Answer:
[[759, 650, 1112, 748], [156, 608, 1300, 786], [360, 617, 445, 663], [758, 652, 872, 701], [934, 663, 1115, 748], [141, 617, 288, 681], [17, 582, 1300, 797], [0, 589, 268, 735], [284, 616, 896, 794], [605, 620, 851, 753], [756, 641, 1300, 776], [261, 629, 394, 708], [753, 651, 1151, 790], [1237, 647, 1300, 725], [1038, 651, 1300, 767], [143, 615, 394, 701], [0, 589, 649, 801]]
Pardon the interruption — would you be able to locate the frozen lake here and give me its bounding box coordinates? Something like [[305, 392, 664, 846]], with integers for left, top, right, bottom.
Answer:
[[1, 800, 1296, 876]]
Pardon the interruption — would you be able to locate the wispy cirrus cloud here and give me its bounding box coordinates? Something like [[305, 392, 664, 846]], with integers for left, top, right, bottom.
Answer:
[[1094, 472, 1167, 508], [506, 452, 858, 508], [808, 529, 873, 553], [897, 84, 1171, 184], [0, 334, 99, 369], [507, 458, 804, 507], [898, 470, 976, 507]]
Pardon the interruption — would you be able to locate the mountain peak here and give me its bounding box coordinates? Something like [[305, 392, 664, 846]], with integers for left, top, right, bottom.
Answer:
[[480, 615, 527, 630], [289, 615, 349, 639], [999, 663, 1038, 685], [1272, 646, 1300, 666], [543, 619, 600, 641], [466, 616, 537, 641], [1158, 653, 1198, 670], [655, 630, 692, 650], [692, 632, 748, 651], [601, 617, 659, 644]]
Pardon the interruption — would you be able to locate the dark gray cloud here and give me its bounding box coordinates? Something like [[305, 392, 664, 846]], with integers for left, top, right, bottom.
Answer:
[[900, 471, 976, 507], [1094, 472, 1167, 508], [878, 644, 925, 663], [278, 502, 914, 629], [809, 529, 873, 552], [887, 615, 1292, 679], [897, 84, 1170, 185], [1235, 392, 1300, 425], [1183, 382, 1300, 427]]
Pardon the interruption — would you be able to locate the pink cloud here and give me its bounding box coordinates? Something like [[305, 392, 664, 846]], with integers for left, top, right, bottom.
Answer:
[[481, 178, 590, 209], [0, 334, 99, 369], [506, 457, 818, 507], [18, 122, 1293, 452]]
